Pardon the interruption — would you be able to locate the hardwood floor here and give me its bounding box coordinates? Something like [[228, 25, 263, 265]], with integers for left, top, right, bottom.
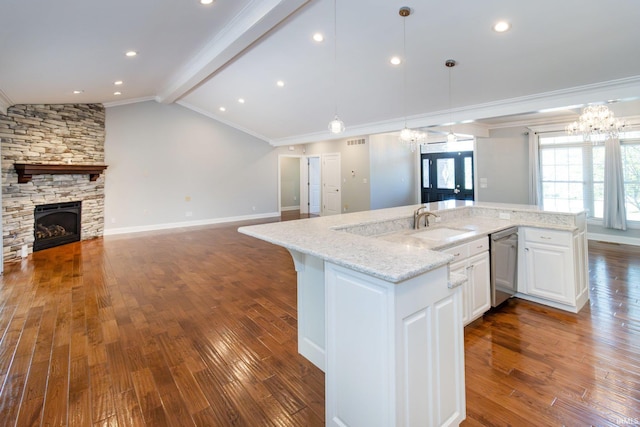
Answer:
[[0, 218, 638, 426]]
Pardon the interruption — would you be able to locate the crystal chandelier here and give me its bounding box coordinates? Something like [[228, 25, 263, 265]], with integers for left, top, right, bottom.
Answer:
[[400, 127, 426, 151], [566, 105, 625, 142]]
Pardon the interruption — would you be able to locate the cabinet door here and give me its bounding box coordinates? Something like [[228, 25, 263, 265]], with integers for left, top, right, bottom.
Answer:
[[449, 260, 468, 325], [468, 252, 491, 320], [432, 280, 466, 426], [524, 241, 574, 304]]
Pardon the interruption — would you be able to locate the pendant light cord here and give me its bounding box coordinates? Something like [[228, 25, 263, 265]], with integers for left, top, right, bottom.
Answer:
[[402, 12, 407, 128], [333, 0, 338, 117]]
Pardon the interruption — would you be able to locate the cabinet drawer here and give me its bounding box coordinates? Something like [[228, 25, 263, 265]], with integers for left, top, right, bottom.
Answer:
[[442, 236, 489, 262], [442, 243, 468, 263], [468, 237, 489, 257], [524, 228, 571, 245]]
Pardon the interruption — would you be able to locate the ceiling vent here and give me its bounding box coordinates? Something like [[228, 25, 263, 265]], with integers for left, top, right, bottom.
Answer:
[[347, 138, 366, 146]]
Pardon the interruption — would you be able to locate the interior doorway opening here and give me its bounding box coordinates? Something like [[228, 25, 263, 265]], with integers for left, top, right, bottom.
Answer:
[[278, 154, 321, 219]]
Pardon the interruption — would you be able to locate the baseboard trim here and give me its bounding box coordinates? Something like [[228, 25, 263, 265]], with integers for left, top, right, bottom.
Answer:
[[587, 232, 640, 247], [104, 212, 280, 236], [281, 205, 301, 212]]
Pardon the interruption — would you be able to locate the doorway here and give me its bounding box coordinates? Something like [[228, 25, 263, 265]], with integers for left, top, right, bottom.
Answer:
[[421, 151, 474, 202]]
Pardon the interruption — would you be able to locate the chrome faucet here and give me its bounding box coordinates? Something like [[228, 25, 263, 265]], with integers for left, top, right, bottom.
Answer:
[[413, 207, 439, 229]]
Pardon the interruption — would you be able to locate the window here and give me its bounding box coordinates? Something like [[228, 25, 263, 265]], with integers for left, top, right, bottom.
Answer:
[[539, 131, 640, 222]]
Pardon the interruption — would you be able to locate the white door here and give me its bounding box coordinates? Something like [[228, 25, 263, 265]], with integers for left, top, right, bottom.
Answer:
[[300, 159, 309, 214], [322, 153, 341, 216], [309, 156, 321, 215]]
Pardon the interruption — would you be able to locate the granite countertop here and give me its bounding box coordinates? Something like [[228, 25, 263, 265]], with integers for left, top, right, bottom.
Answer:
[[238, 201, 585, 284]]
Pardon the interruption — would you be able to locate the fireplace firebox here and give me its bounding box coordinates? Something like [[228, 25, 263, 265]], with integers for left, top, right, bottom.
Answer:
[[34, 201, 81, 251]]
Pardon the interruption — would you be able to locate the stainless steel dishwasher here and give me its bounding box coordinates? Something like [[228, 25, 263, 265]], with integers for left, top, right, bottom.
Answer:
[[490, 227, 518, 307]]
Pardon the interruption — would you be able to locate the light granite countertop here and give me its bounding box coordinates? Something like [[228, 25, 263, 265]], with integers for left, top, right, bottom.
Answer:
[[238, 201, 585, 283]]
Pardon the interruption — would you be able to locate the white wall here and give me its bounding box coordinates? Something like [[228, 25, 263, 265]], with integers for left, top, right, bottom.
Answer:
[[104, 101, 288, 233], [475, 127, 530, 204], [304, 137, 371, 213], [369, 133, 417, 210]]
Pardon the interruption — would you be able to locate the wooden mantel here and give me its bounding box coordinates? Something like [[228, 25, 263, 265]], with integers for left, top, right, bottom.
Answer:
[[14, 163, 108, 183]]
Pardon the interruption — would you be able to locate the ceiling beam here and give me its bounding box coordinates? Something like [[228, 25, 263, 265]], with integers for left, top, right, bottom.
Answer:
[[157, 0, 310, 104]]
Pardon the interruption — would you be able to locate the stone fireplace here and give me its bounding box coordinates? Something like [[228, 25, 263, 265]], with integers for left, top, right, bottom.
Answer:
[[0, 104, 106, 261]]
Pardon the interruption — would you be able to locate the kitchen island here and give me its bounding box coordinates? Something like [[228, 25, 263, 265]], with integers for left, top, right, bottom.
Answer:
[[238, 201, 588, 427]]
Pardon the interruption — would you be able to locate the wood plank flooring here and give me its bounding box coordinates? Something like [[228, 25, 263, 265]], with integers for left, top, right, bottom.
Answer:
[[0, 217, 638, 426]]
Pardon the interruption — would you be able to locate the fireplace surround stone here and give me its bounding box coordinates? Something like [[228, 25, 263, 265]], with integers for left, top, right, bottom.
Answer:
[[0, 104, 106, 261]]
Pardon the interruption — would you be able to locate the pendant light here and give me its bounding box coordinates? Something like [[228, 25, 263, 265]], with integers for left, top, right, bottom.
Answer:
[[398, 6, 425, 150], [328, 0, 345, 134], [445, 59, 457, 144]]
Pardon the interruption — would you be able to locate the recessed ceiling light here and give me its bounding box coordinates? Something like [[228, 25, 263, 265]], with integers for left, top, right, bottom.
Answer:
[[73, 90, 84, 94], [125, 50, 138, 57], [493, 21, 511, 32], [114, 91, 122, 96], [114, 80, 123, 86], [313, 33, 324, 42], [238, 98, 245, 104], [219, 107, 226, 112], [200, 0, 214, 4], [390, 56, 401, 66], [277, 80, 285, 87]]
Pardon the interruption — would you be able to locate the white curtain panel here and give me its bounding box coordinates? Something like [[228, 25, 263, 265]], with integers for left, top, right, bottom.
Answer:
[[603, 137, 627, 230]]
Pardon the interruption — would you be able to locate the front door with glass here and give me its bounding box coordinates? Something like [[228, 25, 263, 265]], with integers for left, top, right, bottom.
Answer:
[[421, 151, 474, 202]]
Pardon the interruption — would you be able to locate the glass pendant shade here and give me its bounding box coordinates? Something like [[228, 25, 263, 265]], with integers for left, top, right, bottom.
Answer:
[[447, 131, 457, 144], [328, 115, 345, 134]]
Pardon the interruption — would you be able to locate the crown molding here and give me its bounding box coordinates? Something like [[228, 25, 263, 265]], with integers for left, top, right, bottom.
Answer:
[[177, 100, 271, 143], [0, 89, 13, 115], [103, 96, 157, 108], [270, 76, 640, 146]]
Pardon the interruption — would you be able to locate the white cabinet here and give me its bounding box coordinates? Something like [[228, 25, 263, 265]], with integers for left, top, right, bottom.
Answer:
[[443, 237, 490, 326], [325, 262, 465, 427], [519, 227, 589, 313]]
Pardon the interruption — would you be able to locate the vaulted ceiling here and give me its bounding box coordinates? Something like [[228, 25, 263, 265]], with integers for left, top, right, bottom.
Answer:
[[1, 0, 639, 145]]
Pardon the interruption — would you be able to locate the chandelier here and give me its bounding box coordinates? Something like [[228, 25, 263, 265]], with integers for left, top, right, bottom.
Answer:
[[566, 105, 625, 142], [400, 127, 426, 151]]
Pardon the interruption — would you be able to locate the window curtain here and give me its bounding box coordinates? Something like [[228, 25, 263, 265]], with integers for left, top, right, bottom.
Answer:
[[527, 130, 541, 206], [603, 137, 627, 230]]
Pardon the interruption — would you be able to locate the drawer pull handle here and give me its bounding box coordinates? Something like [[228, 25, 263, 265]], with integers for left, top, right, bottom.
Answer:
[[540, 236, 552, 240], [453, 252, 461, 256]]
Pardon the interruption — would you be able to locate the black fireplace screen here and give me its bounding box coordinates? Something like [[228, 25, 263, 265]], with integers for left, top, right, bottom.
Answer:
[[33, 201, 81, 251]]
